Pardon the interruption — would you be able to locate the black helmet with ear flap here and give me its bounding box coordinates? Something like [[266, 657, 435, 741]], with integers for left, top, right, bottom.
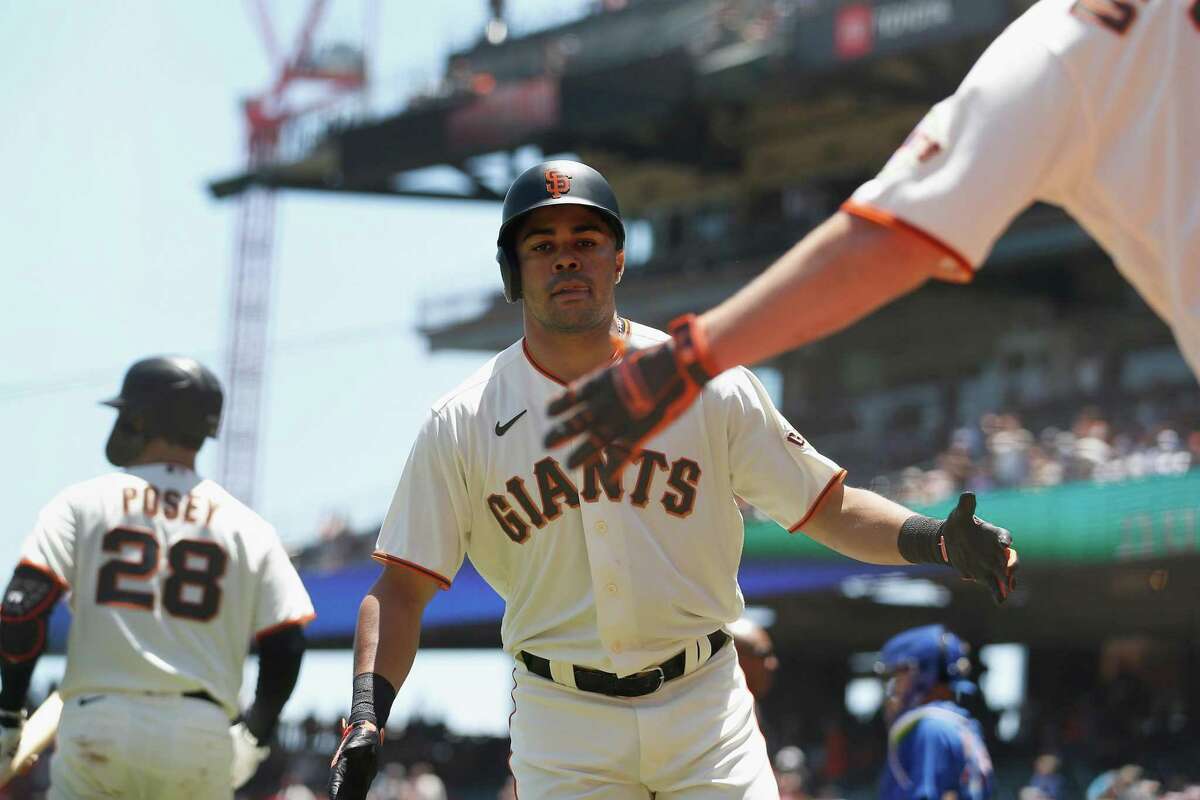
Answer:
[[495, 160, 625, 303], [101, 356, 223, 466]]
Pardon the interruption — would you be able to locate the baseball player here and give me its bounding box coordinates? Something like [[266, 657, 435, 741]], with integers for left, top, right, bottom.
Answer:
[[876, 625, 994, 800], [0, 356, 315, 799], [328, 161, 1017, 800], [544, 0, 1200, 472]]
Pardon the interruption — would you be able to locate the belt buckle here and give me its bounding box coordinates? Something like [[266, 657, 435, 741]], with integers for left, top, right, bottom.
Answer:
[[641, 666, 665, 694]]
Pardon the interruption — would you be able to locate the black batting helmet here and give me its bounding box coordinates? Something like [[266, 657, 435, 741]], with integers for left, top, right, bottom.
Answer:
[[495, 159, 625, 303], [101, 356, 224, 467]]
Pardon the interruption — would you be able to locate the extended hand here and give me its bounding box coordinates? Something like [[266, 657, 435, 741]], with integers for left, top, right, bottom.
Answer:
[[545, 314, 717, 472], [939, 493, 1018, 604], [328, 720, 382, 800]]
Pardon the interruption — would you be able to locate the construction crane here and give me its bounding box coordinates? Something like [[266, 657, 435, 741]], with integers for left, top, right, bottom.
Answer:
[[221, 0, 367, 505]]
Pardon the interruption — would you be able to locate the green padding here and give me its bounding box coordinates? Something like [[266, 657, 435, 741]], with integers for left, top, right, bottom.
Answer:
[[743, 470, 1200, 564]]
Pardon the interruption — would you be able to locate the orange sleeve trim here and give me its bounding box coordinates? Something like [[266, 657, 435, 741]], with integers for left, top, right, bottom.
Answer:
[[372, 552, 452, 590], [840, 200, 975, 285], [18, 559, 70, 591], [788, 469, 848, 534], [254, 612, 316, 640]]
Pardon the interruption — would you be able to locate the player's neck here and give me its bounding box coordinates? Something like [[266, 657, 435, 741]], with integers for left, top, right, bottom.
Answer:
[[522, 314, 625, 384], [128, 440, 197, 471]]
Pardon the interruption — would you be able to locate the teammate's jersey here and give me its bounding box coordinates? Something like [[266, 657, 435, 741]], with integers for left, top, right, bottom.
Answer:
[[881, 702, 994, 800], [19, 463, 314, 717], [375, 321, 845, 676], [848, 0, 1200, 376]]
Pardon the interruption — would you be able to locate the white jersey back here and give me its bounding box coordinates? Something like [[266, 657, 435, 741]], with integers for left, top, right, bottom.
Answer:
[[20, 463, 314, 717], [375, 322, 845, 677], [849, 0, 1200, 375]]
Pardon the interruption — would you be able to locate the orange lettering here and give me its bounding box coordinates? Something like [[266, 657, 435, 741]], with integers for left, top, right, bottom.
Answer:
[[122, 488, 137, 514]]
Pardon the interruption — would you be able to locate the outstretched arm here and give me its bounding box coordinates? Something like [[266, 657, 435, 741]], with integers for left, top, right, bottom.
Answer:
[[702, 211, 949, 373], [802, 485, 1018, 605]]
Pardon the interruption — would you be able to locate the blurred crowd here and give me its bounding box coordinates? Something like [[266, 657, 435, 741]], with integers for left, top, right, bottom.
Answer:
[[868, 407, 1200, 507]]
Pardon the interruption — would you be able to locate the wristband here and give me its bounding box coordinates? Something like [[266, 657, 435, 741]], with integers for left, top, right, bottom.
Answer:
[[668, 314, 719, 387], [898, 514, 949, 566], [348, 672, 397, 729]]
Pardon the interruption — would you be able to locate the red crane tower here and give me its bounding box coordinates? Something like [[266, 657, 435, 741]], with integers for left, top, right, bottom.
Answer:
[[221, 0, 367, 505]]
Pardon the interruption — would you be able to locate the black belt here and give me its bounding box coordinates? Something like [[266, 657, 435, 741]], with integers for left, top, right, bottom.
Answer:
[[521, 630, 729, 698]]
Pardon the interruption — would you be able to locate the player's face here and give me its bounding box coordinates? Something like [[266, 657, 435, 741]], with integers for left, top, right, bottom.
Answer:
[[883, 665, 916, 723], [516, 205, 624, 334]]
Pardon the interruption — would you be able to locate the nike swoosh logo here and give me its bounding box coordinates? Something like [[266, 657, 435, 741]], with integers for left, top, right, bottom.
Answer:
[[77, 695, 106, 707], [495, 409, 528, 436]]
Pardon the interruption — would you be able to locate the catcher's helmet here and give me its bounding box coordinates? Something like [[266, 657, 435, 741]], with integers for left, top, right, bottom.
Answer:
[[495, 159, 625, 303], [101, 356, 223, 467], [876, 625, 972, 711]]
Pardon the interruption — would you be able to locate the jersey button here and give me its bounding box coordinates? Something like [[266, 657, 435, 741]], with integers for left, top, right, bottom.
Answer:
[[595, 521, 608, 534], [606, 582, 618, 594]]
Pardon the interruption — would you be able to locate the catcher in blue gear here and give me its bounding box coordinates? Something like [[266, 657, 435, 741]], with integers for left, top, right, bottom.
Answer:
[[876, 625, 994, 800]]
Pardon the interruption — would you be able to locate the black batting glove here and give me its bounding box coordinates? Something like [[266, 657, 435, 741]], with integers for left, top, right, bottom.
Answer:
[[900, 492, 1018, 605], [328, 720, 381, 800], [545, 314, 717, 472]]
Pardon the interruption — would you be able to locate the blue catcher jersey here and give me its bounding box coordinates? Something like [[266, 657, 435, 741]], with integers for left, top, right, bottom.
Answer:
[[880, 701, 994, 800]]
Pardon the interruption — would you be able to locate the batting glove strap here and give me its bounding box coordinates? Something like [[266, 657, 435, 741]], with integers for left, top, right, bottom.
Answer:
[[898, 514, 949, 566], [667, 314, 718, 388]]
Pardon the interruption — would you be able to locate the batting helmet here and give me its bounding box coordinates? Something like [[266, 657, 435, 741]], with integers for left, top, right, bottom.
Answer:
[[101, 356, 224, 467], [495, 159, 625, 303], [876, 625, 973, 711]]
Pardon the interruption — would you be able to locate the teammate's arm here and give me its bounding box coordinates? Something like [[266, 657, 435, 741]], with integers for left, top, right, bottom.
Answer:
[[702, 212, 945, 374], [328, 564, 440, 800], [803, 485, 1016, 604]]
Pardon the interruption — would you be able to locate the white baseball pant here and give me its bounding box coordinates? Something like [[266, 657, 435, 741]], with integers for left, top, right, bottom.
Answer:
[[510, 641, 778, 799], [50, 693, 233, 800]]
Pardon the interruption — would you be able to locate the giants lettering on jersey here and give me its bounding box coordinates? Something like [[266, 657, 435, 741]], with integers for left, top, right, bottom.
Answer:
[[487, 449, 701, 543]]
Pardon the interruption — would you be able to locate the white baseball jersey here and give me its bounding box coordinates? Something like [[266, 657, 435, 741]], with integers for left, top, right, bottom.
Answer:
[[375, 321, 845, 677], [19, 463, 314, 717], [847, 0, 1200, 376]]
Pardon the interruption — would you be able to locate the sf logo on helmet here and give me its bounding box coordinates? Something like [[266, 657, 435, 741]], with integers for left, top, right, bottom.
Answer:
[[544, 169, 571, 198]]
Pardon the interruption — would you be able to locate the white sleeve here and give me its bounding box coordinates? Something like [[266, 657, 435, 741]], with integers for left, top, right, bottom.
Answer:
[[254, 538, 316, 637], [720, 369, 846, 533], [19, 490, 77, 589], [373, 409, 471, 588], [847, 18, 1084, 276]]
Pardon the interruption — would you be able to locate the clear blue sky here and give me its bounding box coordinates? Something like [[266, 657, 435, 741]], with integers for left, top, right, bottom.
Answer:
[[1, 0, 595, 733]]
